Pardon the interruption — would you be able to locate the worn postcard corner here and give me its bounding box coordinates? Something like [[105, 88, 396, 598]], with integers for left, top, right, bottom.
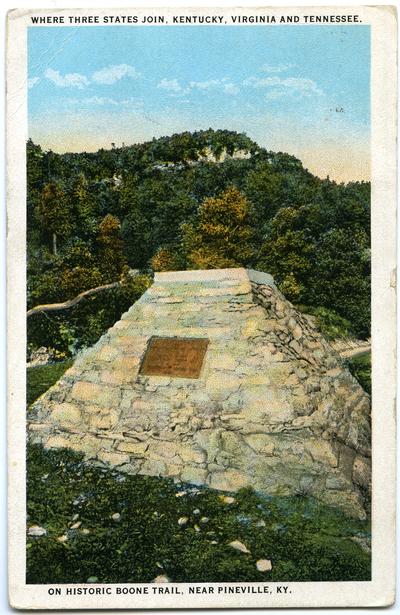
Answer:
[[6, 4, 397, 611]]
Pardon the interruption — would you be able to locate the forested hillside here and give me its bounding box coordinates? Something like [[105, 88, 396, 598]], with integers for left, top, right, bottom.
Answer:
[[27, 129, 370, 356]]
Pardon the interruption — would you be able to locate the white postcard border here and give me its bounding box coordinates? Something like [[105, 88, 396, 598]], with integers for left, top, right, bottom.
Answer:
[[7, 5, 397, 610]]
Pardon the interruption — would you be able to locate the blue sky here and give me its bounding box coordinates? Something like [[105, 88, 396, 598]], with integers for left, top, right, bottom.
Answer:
[[28, 25, 370, 182]]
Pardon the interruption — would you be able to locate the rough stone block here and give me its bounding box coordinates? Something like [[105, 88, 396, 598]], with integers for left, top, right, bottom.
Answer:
[[158, 296, 184, 304], [326, 475, 349, 490], [89, 411, 119, 430], [113, 356, 140, 372], [71, 381, 118, 408], [209, 469, 248, 491], [245, 433, 275, 455], [96, 346, 119, 362], [241, 319, 259, 338], [352, 455, 371, 488], [241, 373, 271, 387], [220, 431, 243, 457], [97, 450, 130, 466], [112, 320, 132, 330], [45, 435, 73, 450], [28, 423, 50, 432], [80, 434, 108, 456], [116, 441, 149, 455], [209, 354, 237, 371], [179, 443, 207, 464], [307, 439, 338, 468], [100, 370, 127, 386], [221, 391, 243, 413], [112, 335, 148, 351], [190, 390, 212, 409], [164, 463, 184, 478], [180, 466, 208, 485], [206, 373, 241, 401], [50, 403, 82, 427], [140, 459, 167, 476]]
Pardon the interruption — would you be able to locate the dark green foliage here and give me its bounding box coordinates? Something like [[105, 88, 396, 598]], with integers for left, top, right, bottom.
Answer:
[[27, 128, 371, 349], [95, 214, 127, 280], [26, 445, 371, 584], [347, 352, 371, 395], [256, 202, 370, 337], [308, 228, 370, 338], [27, 360, 73, 406]]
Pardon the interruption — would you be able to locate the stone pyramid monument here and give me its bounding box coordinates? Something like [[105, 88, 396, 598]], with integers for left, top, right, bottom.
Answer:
[[28, 268, 371, 519]]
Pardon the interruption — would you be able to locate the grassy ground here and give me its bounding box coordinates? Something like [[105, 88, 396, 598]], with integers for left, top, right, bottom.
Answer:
[[27, 445, 371, 584], [347, 352, 371, 396], [26, 360, 371, 584], [27, 359, 73, 406]]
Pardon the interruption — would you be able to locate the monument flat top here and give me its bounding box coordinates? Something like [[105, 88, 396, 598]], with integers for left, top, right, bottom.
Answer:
[[139, 336, 209, 378], [154, 267, 275, 287]]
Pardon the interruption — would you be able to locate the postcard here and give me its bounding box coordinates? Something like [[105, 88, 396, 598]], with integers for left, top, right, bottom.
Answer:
[[7, 5, 397, 610]]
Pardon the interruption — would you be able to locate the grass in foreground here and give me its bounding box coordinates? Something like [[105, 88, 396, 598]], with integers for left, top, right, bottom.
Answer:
[[27, 359, 73, 406], [27, 444, 371, 584]]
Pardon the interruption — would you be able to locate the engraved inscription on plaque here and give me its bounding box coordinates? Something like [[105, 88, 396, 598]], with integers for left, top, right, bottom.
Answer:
[[139, 337, 209, 378]]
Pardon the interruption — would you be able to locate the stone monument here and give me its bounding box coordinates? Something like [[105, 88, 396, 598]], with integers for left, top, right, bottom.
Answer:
[[28, 268, 371, 519]]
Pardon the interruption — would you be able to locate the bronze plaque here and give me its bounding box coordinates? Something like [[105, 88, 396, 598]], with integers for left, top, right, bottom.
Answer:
[[139, 337, 209, 378]]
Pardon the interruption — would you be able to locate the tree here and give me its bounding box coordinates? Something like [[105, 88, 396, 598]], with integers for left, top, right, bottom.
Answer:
[[150, 246, 184, 271], [257, 231, 313, 303], [68, 173, 96, 237], [182, 187, 255, 269], [308, 228, 370, 338], [244, 162, 285, 235], [255, 207, 314, 303], [27, 140, 44, 236], [26, 139, 44, 194], [121, 209, 153, 268], [96, 214, 127, 281], [35, 182, 71, 255]]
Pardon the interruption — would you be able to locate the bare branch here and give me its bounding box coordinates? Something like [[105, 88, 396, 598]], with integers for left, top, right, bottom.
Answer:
[[27, 281, 122, 317]]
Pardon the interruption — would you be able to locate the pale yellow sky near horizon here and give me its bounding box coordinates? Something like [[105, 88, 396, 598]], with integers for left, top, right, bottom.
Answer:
[[29, 106, 370, 184]]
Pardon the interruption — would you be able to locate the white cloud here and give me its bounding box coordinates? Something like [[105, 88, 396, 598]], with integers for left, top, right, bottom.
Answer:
[[223, 83, 239, 95], [261, 63, 294, 73], [91, 64, 140, 85], [189, 78, 240, 95], [243, 76, 277, 87], [157, 76, 240, 97], [189, 79, 221, 90], [120, 97, 144, 108], [82, 96, 119, 106], [67, 96, 145, 108], [264, 90, 286, 101], [28, 77, 40, 89], [157, 78, 183, 92], [44, 68, 89, 89], [282, 77, 323, 96], [44, 64, 140, 90], [243, 75, 323, 98]]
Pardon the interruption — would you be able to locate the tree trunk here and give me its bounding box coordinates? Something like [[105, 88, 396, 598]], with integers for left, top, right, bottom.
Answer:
[[52, 232, 57, 255]]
